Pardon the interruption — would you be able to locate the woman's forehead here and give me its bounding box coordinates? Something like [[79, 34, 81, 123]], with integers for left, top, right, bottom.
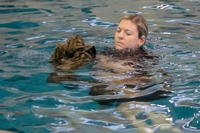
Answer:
[[118, 20, 137, 31]]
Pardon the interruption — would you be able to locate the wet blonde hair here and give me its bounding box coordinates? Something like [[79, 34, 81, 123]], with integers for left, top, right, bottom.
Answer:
[[119, 14, 148, 41]]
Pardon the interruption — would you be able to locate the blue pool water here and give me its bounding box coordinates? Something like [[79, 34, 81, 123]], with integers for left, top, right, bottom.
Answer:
[[0, 0, 200, 133]]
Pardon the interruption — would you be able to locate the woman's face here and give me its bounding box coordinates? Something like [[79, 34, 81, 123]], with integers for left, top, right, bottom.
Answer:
[[115, 19, 145, 50]]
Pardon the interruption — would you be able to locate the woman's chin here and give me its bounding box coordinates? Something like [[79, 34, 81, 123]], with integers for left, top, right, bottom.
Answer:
[[115, 45, 123, 50]]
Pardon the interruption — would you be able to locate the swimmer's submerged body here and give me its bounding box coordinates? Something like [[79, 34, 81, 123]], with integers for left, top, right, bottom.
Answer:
[[49, 37, 171, 101]]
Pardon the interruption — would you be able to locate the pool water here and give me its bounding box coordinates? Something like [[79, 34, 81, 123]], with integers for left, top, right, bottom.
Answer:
[[0, 0, 200, 133]]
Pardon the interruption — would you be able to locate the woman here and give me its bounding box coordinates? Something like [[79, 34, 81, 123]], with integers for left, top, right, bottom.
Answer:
[[95, 14, 152, 74], [115, 14, 148, 50], [91, 14, 172, 101], [92, 15, 178, 133]]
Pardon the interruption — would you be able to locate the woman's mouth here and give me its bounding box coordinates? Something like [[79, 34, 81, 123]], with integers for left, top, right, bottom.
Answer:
[[116, 41, 124, 46], [117, 41, 123, 44], [115, 42, 124, 49]]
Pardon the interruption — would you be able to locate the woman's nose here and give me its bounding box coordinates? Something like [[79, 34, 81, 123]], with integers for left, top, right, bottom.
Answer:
[[118, 31, 124, 39]]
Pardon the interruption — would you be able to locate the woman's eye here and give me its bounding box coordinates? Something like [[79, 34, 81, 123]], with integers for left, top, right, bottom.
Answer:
[[125, 31, 132, 36]]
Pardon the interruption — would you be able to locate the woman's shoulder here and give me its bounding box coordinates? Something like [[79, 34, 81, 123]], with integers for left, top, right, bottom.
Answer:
[[97, 46, 159, 61]]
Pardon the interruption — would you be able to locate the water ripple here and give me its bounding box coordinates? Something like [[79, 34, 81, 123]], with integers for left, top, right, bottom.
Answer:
[[0, 8, 39, 14], [183, 113, 200, 131], [143, 4, 190, 11], [6, 43, 25, 48], [123, 10, 142, 14], [82, 17, 116, 28], [80, 117, 130, 130], [26, 35, 46, 41], [0, 5, 15, 8], [0, 21, 39, 29], [5, 30, 24, 35], [166, 19, 200, 25], [0, 50, 7, 56], [36, 38, 63, 45]]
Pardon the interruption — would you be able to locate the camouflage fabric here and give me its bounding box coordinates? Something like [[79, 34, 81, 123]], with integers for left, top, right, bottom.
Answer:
[[50, 35, 96, 70]]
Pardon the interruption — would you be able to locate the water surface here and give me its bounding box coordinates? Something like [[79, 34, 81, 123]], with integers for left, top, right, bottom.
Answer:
[[0, 0, 200, 133]]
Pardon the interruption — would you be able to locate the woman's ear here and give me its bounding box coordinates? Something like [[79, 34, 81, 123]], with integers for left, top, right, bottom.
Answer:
[[138, 35, 146, 47]]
